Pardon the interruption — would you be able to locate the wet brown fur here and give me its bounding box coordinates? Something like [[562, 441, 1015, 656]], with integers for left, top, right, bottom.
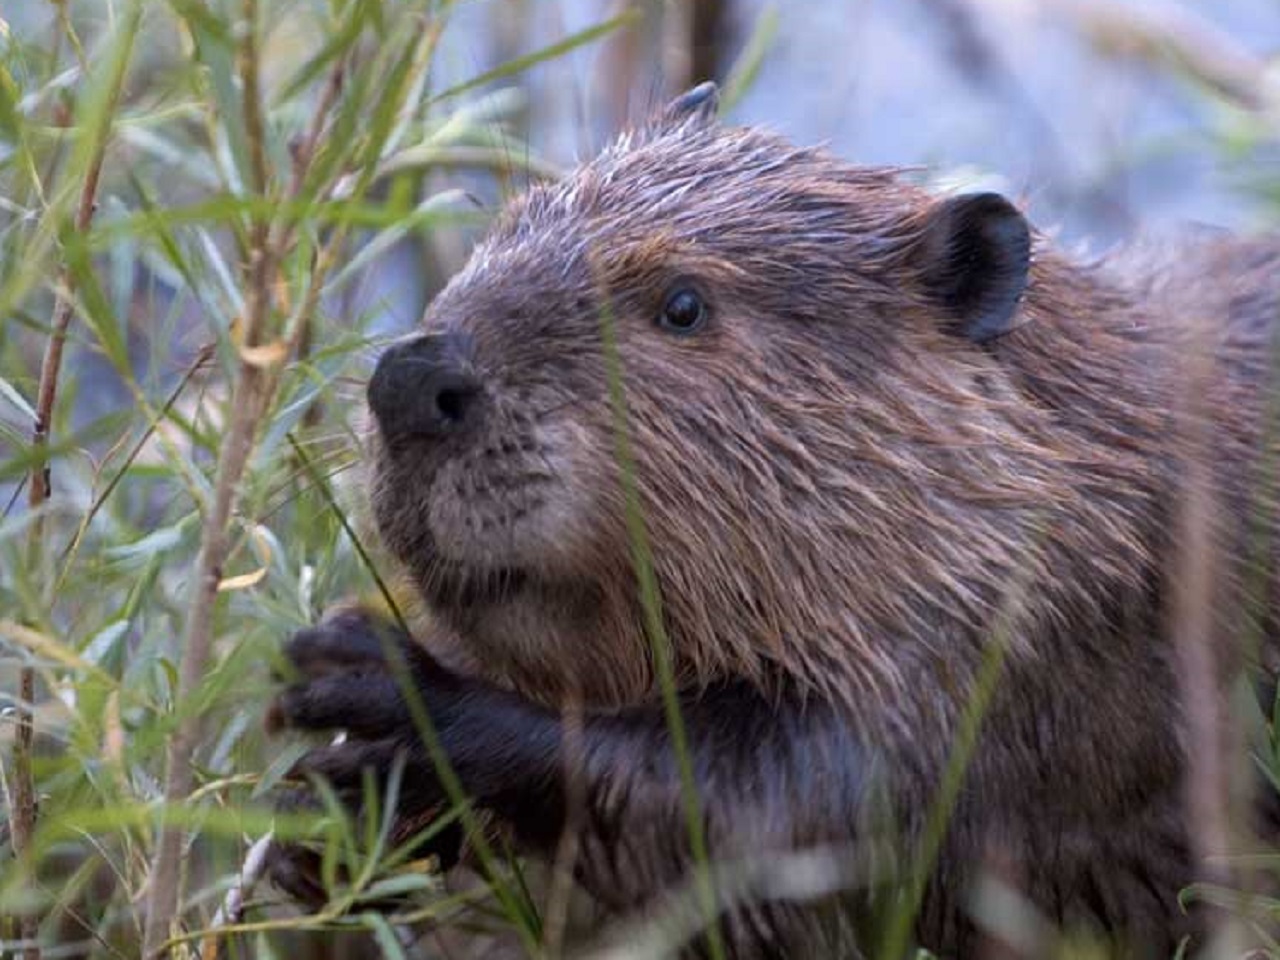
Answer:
[[289, 99, 1280, 956]]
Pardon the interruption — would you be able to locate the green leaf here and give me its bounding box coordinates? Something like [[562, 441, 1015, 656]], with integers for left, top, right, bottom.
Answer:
[[62, 227, 129, 370], [429, 11, 640, 104], [358, 872, 436, 902], [722, 4, 781, 114], [81, 620, 129, 666], [167, 0, 251, 192], [360, 912, 409, 960], [0, 371, 36, 421], [252, 741, 312, 800], [273, 0, 376, 105], [102, 521, 188, 564]]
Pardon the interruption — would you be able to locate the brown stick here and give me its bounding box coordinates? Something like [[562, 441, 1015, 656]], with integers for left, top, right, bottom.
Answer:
[[13, 18, 126, 958], [197, 831, 274, 960], [8, 669, 38, 960], [140, 1, 278, 955]]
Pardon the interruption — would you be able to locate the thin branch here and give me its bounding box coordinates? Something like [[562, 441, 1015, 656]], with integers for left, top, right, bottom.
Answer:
[[283, 58, 347, 227], [198, 832, 274, 960], [141, 0, 280, 954], [276, 56, 347, 433], [53, 344, 215, 576], [13, 8, 132, 957]]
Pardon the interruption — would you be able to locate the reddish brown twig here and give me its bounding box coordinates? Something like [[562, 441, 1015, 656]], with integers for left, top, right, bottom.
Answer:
[[14, 16, 128, 959]]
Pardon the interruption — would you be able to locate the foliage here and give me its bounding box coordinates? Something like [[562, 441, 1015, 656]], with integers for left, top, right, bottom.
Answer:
[[0, 1, 621, 955]]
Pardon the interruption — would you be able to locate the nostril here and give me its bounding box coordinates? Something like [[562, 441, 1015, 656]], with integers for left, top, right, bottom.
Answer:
[[435, 385, 471, 425], [424, 372, 481, 434], [368, 332, 482, 440]]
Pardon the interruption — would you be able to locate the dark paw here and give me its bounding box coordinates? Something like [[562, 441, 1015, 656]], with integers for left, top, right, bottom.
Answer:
[[265, 608, 466, 906], [266, 608, 434, 735], [280, 608, 427, 676]]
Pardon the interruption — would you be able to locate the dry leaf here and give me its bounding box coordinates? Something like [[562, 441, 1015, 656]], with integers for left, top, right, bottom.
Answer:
[[104, 691, 125, 767], [216, 524, 273, 592], [239, 339, 289, 369]]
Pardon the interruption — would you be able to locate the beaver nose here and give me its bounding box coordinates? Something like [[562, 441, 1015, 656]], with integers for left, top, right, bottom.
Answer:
[[367, 332, 482, 439]]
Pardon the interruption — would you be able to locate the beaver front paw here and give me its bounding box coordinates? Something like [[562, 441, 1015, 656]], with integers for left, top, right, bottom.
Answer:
[[264, 608, 466, 905]]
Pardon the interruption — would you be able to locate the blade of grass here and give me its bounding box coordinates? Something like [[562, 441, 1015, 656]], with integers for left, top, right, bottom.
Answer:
[[593, 271, 726, 960], [720, 4, 779, 114], [876, 538, 1037, 960], [429, 11, 640, 105]]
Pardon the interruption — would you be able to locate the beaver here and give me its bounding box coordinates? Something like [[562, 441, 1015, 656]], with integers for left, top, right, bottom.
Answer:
[[266, 82, 1280, 957]]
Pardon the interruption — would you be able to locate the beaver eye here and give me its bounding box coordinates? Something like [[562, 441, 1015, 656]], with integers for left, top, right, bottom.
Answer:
[[658, 288, 707, 335]]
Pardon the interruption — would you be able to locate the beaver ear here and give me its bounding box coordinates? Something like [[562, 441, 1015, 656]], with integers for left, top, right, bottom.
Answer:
[[913, 192, 1031, 343], [661, 81, 720, 127]]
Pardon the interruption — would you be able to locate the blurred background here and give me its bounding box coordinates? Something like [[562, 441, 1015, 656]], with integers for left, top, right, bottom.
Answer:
[[233, 0, 1280, 334], [5, 0, 1280, 438], [2, 1, 1279, 956]]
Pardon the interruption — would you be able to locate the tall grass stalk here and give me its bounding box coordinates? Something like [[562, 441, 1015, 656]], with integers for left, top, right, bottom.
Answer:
[[876, 548, 1036, 960], [593, 276, 727, 960]]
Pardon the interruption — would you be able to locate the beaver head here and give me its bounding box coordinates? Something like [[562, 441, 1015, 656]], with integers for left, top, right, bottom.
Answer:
[[365, 83, 1161, 709]]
